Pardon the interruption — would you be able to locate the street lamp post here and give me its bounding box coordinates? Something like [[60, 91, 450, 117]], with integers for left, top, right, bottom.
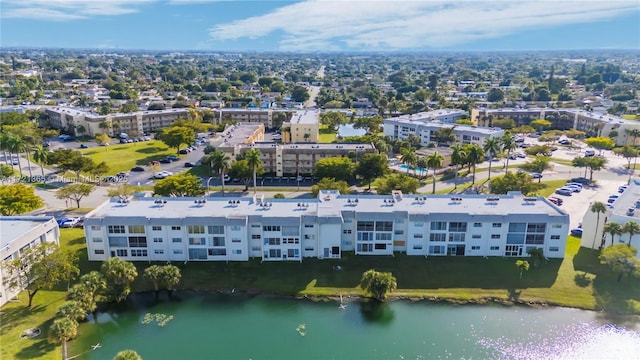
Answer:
[[207, 176, 214, 196]]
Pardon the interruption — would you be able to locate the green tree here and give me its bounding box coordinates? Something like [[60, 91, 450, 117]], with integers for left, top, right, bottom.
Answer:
[[56, 300, 86, 323], [311, 177, 350, 197], [489, 171, 543, 195], [153, 173, 205, 197], [319, 112, 348, 130], [465, 144, 485, 185], [95, 133, 110, 145], [584, 137, 615, 152], [353, 116, 383, 135], [449, 142, 467, 189], [527, 248, 545, 268], [143, 265, 163, 298], [519, 156, 552, 182], [68, 271, 105, 316], [426, 151, 443, 194], [245, 148, 262, 194], [400, 147, 416, 174], [529, 119, 551, 133], [515, 260, 530, 279], [206, 150, 230, 196], [433, 127, 457, 146], [355, 153, 387, 190], [374, 173, 420, 194], [524, 144, 552, 156], [1, 242, 78, 307], [291, 85, 310, 102], [491, 118, 516, 129], [583, 156, 607, 181], [49, 317, 78, 360], [5, 133, 25, 177], [0, 183, 43, 215], [501, 132, 519, 171], [101, 257, 138, 303], [314, 156, 355, 182], [590, 201, 607, 249], [603, 221, 622, 247], [487, 88, 504, 102], [360, 269, 397, 301], [613, 145, 638, 169], [160, 264, 181, 298], [622, 221, 640, 247], [156, 126, 195, 155], [483, 137, 501, 180], [55, 183, 95, 208], [32, 144, 49, 178], [599, 244, 640, 282], [113, 349, 142, 360], [107, 184, 136, 201], [228, 159, 255, 190]]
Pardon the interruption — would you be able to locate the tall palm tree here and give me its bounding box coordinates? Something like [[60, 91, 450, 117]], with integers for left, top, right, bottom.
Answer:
[[32, 145, 49, 179], [6, 134, 25, 178], [49, 317, 78, 360], [589, 201, 607, 249], [501, 132, 518, 172], [415, 157, 428, 179], [400, 147, 416, 174], [622, 221, 640, 247], [483, 137, 501, 180], [426, 151, 443, 194], [0, 133, 11, 166], [603, 221, 622, 247], [466, 144, 485, 185], [450, 142, 467, 189], [210, 150, 230, 197], [245, 148, 262, 194]]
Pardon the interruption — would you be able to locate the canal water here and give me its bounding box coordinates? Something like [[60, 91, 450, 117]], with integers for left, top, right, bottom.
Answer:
[[72, 293, 640, 360]]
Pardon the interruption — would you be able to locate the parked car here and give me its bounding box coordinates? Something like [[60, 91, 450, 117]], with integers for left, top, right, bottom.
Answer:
[[570, 177, 590, 185], [530, 173, 543, 179], [547, 197, 561, 205], [73, 218, 85, 228], [131, 166, 145, 172], [159, 158, 171, 164], [184, 162, 195, 167], [563, 185, 581, 193], [58, 218, 79, 228], [565, 182, 583, 190], [618, 185, 628, 193], [584, 149, 596, 157], [558, 139, 570, 145], [607, 197, 617, 204], [154, 171, 173, 179], [116, 171, 130, 177], [626, 208, 635, 216], [222, 174, 231, 182], [516, 153, 526, 158], [549, 196, 564, 205], [179, 149, 191, 154], [570, 228, 583, 237], [555, 188, 572, 196], [79, 144, 89, 149], [167, 155, 179, 161]]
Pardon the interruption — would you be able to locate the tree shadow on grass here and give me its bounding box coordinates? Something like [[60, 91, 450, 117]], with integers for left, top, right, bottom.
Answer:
[[0, 304, 46, 333], [135, 147, 169, 154], [574, 273, 592, 287], [14, 317, 56, 359]]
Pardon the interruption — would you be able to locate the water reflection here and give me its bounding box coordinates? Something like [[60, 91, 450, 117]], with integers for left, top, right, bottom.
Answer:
[[359, 299, 395, 325]]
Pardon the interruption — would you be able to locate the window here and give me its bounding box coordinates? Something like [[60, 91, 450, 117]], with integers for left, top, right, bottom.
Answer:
[[152, 226, 162, 231], [251, 224, 261, 228], [357, 243, 373, 252], [208, 249, 227, 256], [357, 232, 373, 241], [429, 246, 444, 254], [491, 234, 501, 239], [472, 234, 481, 239], [449, 222, 467, 232], [549, 247, 559, 252], [128, 225, 145, 234], [128, 236, 147, 247], [171, 226, 181, 231], [90, 225, 101, 231], [251, 246, 261, 251], [429, 233, 446, 242], [131, 249, 148, 257], [172, 238, 182, 243], [189, 237, 206, 246], [430, 222, 447, 231], [376, 233, 392, 241], [92, 237, 103, 243], [232, 238, 241, 243], [413, 245, 423, 250], [375, 221, 393, 232], [448, 233, 466, 242], [263, 225, 281, 232], [231, 225, 241, 231], [413, 233, 423, 238], [211, 237, 225, 247], [108, 225, 125, 234], [108, 237, 127, 247], [508, 223, 526, 232], [490, 246, 500, 251], [551, 224, 562, 229], [268, 249, 281, 258], [251, 234, 261, 239], [153, 237, 163, 243], [173, 249, 183, 254], [232, 249, 242, 255], [283, 238, 299, 244], [473, 222, 482, 228], [208, 225, 224, 234], [357, 221, 375, 231], [287, 249, 299, 258], [304, 246, 314, 251], [116, 249, 128, 257], [527, 223, 546, 233], [94, 250, 105, 255], [304, 234, 314, 240], [188, 225, 205, 234], [282, 226, 299, 236], [492, 223, 502, 228], [504, 245, 522, 257], [154, 249, 164, 254], [394, 230, 404, 235], [414, 222, 424, 227], [550, 235, 561, 240], [266, 238, 280, 246], [374, 243, 387, 250], [525, 234, 545, 245], [304, 224, 314, 228], [471, 246, 480, 250], [395, 218, 404, 224], [343, 229, 352, 234]]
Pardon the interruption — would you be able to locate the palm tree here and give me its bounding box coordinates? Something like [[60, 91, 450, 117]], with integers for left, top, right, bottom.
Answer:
[[0, 133, 12, 166], [49, 317, 78, 360], [6, 134, 25, 178], [32, 145, 49, 179], [160, 264, 181, 298], [603, 221, 622, 247], [400, 147, 416, 174], [113, 349, 142, 360], [501, 132, 518, 172], [415, 157, 428, 179], [483, 137, 501, 180], [450, 142, 466, 189], [209, 150, 230, 196], [622, 221, 640, 247], [426, 151, 443, 194], [590, 201, 607, 249], [245, 148, 262, 194], [466, 144, 485, 185]]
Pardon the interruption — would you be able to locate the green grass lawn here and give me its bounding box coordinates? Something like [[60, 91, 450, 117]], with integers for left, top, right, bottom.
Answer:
[[318, 133, 336, 143], [622, 114, 639, 120], [79, 140, 178, 174]]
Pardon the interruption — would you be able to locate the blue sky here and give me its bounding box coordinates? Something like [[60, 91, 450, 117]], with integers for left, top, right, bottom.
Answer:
[[1, 0, 639, 52]]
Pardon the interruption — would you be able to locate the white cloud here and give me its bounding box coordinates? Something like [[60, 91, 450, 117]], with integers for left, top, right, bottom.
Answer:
[[1, 0, 154, 20], [208, 0, 639, 51]]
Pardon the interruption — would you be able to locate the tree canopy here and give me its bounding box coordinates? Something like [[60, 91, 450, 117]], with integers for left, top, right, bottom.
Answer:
[[153, 173, 205, 197], [599, 244, 640, 283], [489, 171, 543, 195], [56, 183, 95, 208], [374, 173, 420, 195], [156, 126, 195, 154], [101, 257, 138, 303], [360, 269, 397, 301], [311, 177, 350, 197], [355, 153, 388, 190], [314, 156, 355, 182], [0, 183, 44, 215]]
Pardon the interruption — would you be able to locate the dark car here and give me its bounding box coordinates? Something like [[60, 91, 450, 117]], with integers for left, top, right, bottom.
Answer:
[[159, 158, 171, 164], [570, 228, 583, 237], [570, 177, 591, 185], [184, 162, 195, 167], [167, 155, 179, 161], [531, 172, 543, 179], [80, 144, 89, 149], [131, 166, 145, 172], [179, 149, 189, 154]]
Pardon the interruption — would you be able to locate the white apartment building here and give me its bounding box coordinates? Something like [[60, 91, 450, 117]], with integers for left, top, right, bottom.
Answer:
[[84, 191, 569, 264], [0, 216, 60, 306], [384, 119, 504, 147]]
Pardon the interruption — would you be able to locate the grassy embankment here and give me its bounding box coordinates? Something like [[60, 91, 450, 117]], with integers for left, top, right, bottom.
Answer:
[[2, 224, 640, 359], [79, 140, 177, 175]]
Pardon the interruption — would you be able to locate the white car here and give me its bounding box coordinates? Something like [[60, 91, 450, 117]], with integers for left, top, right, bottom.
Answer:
[[222, 174, 231, 182], [154, 171, 173, 179]]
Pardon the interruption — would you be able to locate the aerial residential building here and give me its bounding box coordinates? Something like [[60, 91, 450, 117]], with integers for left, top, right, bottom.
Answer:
[[0, 216, 60, 306], [282, 110, 320, 143], [471, 108, 640, 146], [83, 191, 569, 264], [384, 118, 504, 146]]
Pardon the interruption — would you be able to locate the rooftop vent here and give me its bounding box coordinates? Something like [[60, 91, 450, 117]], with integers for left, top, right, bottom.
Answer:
[[450, 197, 462, 202], [523, 197, 538, 202]]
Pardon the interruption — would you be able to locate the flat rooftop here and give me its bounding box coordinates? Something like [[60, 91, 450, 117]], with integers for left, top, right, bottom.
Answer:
[[385, 109, 466, 122], [290, 110, 320, 125], [0, 216, 55, 248], [217, 123, 262, 147], [609, 180, 640, 219], [479, 108, 634, 125]]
